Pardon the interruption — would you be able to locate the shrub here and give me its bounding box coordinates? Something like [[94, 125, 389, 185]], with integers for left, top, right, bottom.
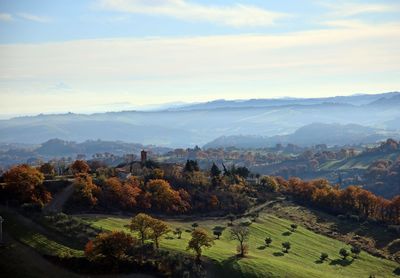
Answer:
[[349, 215, 360, 222], [290, 224, 298, 232], [282, 242, 291, 253], [265, 237, 272, 247], [339, 248, 349, 260], [320, 252, 329, 262], [351, 246, 361, 258]]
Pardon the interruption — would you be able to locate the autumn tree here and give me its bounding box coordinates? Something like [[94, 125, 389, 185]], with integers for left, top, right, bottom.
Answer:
[[145, 179, 190, 213], [39, 163, 55, 178], [129, 213, 154, 245], [73, 174, 100, 207], [260, 176, 279, 192], [85, 231, 138, 268], [230, 225, 250, 257], [187, 228, 214, 262], [3, 164, 51, 206], [71, 160, 90, 174], [149, 218, 169, 249], [102, 177, 141, 210]]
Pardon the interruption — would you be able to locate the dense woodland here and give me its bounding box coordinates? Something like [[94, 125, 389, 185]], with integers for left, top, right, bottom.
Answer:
[[1, 156, 400, 225]]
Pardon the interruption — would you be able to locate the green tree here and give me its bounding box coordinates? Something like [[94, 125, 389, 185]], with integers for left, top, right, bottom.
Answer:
[[210, 163, 221, 177], [351, 246, 361, 258], [282, 242, 291, 253], [265, 237, 272, 247], [320, 252, 329, 262], [174, 227, 182, 239], [339, 248, 350, 260]]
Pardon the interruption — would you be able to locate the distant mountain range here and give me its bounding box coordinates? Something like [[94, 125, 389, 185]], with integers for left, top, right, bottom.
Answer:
[[204, 123, 399, 148], [0, 92, 399, 147]]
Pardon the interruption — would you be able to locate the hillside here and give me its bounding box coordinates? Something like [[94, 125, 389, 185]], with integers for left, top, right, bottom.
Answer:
[[80, 211, 399, 278]]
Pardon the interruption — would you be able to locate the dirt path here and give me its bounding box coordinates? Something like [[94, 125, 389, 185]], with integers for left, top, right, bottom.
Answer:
[[44, 183, 74, 213]]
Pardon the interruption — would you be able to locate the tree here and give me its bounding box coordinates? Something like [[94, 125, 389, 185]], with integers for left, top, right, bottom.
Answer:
[[230, 225, 250, 257], [235, 166, 250, 178], [187, 228, 214, 262], [71, 160, 90, 174], [351, 246, 361, 258], [192, 223, 199, 229], [212, 225, 225, 239], [73, 174, 99, 207], [39, 163, 55, 178], [174, 227, 182, 239], [339, 248, 350, 260], [145, 179, 190, 213], [320, 252, 329, 262], [102, 177, 141, 210], [85, 231, 138, 268], [282, 242, 291, 253], [260, 176, 279, 192], [129, 213, 154, 245], [184, 160, 199, 172], [3, 164, 50, 206], [265, 237, 272, 247], [210, 163, 221, 177], [149, 218, 169, 249], [290, 224, 298, 232], [227, 213, 235, 225]]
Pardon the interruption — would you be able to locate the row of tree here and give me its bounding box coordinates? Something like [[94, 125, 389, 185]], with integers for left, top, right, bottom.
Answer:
[[280, 177, 400, 224]]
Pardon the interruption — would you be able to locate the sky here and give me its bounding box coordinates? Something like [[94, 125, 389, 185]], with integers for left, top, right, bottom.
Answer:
[[0, 0, 399, 117]]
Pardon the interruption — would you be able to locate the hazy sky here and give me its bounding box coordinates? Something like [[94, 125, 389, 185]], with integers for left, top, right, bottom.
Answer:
[[0, 0, 399, 116]]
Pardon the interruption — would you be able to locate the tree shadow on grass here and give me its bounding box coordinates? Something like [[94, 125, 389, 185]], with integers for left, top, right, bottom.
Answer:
[[282, 231, 292, 236], [329, 258, 353, 267], [393, 267, 400, 276], [257, 245, 266, 250], [273, 252, 284, 257], [164, 236, 174, 240]]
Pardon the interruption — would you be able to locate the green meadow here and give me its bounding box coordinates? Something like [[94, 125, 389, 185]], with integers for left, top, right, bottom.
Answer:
[[79, 212, 399, 278]]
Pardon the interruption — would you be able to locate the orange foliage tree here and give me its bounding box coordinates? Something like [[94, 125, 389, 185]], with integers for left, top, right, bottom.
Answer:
[[3, 164, 51, 206], [144, 179, 190, 213], [73, 173, 100, 207], [71, 160, 90, 174]]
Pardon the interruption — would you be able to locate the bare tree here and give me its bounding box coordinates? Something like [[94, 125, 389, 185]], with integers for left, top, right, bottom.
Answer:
[[230, 225, 250, 257]]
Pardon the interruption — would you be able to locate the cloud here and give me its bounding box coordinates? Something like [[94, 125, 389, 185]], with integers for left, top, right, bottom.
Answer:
[[0, 13, 13, 22], [17, 13, 51, 23], [0, 20, 399, 114], [319, 1, 399, 17], [98, 0, 287, 27]]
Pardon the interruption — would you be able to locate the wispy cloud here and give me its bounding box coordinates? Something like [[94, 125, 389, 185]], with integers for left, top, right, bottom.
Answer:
[[98, 0, 287, 27], [320, 1, 399, 17], [0, 13, 13, 22], [17, 13, 51, 23]]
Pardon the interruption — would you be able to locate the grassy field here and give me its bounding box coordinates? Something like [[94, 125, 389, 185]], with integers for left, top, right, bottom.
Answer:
[[79, 213, 399, 278], [0, 208, 83, 257]]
